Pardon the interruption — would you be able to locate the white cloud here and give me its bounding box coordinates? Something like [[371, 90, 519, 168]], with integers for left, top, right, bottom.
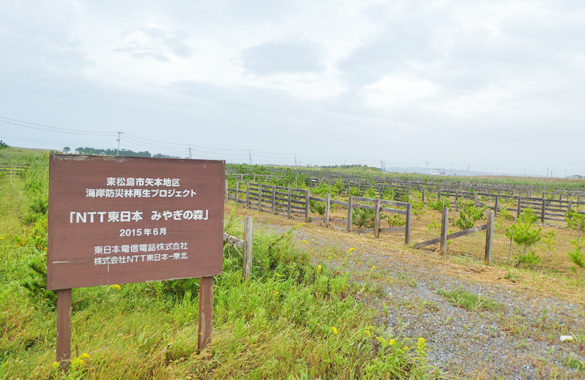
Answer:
[[362, 76, 438, 109]]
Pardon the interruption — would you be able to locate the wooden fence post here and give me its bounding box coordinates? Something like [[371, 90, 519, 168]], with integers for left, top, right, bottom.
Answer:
[[305, 190, 310, 222], [198, 276, 213, 352], [494, 196, 499, 216], [243, 216, 253, 279], [422, 189, 426, 205], [225, 180, 228, 201], [271, 187, 276, 214], [235, 181, 239, 204], [455, 191, 459, 211], [474, 193, 478, 208], [541, 197, 546, 223], [258, 184, 263, 211], [517, 198, 522, 219], [325, 193, 331, 227], [246, 182, 250, 208], [440, 207, 449, 255], [374, 199, 380, 238], [347, 196, 353, 232], [287, 187, 292, 219], [405, 203, 412, 245], [484, 212, 494, 265], [56, 289, 72, 365]]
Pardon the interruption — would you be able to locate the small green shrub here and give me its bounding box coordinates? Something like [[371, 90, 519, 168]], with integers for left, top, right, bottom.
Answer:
[[353, 208, 375, 229], [566, 209, 585, 231], [437, 288, 502, 311], [568, 237, 585, 268], [455, 201, 487, 230], [428, 197, 451, 211], [505, 208, 542, 266]]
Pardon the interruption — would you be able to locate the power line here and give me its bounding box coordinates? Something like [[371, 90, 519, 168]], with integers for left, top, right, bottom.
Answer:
[[0, 115, 117, 135]]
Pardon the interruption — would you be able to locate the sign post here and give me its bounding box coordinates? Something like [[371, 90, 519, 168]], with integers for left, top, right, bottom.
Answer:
[[48, 155, 225, 364]]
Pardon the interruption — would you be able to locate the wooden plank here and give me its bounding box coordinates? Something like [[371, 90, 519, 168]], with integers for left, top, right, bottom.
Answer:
[[56, 289, 72, 364], [198, 276, 213, 352], [380, 206, 407, 215], [485, 212, 494, 265], [354, 203, 376, 211], [223, 232, 244, 249], [243, 217, 253, 279], [310, 196, 327, 202], [330, 199, 348, 206], [380, 227, 406, 233], [356, 228, 375, 234]]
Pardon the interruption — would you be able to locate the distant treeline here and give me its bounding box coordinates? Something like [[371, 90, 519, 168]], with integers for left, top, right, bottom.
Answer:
[[0, 140, 8, 149], [66, 147, 181, 159], [319, 164, 367, 169]]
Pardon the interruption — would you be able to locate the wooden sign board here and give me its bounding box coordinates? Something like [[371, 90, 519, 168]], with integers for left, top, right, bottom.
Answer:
[[47, 155, 225, 290]]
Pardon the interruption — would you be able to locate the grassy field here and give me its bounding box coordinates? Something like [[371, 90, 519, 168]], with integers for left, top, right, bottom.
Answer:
[[0, 148, 438, 379]]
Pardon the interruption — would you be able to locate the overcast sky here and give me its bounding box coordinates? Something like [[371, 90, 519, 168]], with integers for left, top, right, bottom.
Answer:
[[1, 0, 583, 176]]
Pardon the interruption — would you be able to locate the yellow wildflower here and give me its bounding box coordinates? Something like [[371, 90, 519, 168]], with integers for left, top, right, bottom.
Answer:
[[403, 346, 409, 351], [418, 337, 425, 344], [52, 362, 60, 370], [389, 339, 396, 346], [348, 248, 356, 253], [275, 273, 281, 277], [365, 330, 371, 337], [300, 240, 309, 244], [317, 265, 322, 273], [0, 237, 4, 240], [331, 326, 338, 335], [111, 284, 122, 290], [80, 353, 90, 359]]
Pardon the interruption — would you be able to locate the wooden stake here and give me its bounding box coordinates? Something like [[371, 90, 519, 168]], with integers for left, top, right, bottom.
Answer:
[[485, 212, 494, 265], [242, 216, 253, 279], [347, 196, 353, 232], [258, 184, 263, 211], [304, 190, 310, 222], [198, 277, 213, 352], [440, 207, 449, 255], [374, 199, 380, 238], [287, 188, 292, 219], [56, 289, 72, 364], [405, 203, 412, 245], [325, 193, 331, 227]]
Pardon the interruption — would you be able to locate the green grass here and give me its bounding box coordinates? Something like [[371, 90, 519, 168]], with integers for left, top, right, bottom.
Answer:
[[0, 152, 439, 379], [437, 288, 502, 312]]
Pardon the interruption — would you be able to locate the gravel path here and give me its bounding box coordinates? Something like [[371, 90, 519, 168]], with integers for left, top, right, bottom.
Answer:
[[256, 220, 585, 379]]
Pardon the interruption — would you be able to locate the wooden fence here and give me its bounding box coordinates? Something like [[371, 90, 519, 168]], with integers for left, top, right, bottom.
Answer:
[[0, 163, 29, 174], [227, 181, 412, 243]]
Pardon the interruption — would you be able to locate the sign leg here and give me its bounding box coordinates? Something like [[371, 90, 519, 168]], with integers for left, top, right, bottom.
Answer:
[[56, 289, 72, 365], [198, 276, 213, 352]]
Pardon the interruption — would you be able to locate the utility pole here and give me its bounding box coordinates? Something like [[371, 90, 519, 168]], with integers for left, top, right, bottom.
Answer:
[[547, 168, 549, 178], [116, 132, 123, 156], [248, 150, 252, 165], [188, 145, 193, 159], [294, 154, 297, 169]]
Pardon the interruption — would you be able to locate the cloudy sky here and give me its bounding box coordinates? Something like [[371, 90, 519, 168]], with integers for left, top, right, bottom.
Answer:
[[0, 0, 583, 176]]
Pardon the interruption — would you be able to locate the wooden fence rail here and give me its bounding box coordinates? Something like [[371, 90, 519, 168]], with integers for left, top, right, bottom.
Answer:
[[0, 163, 30, 173], [226, 180, 412, 243]]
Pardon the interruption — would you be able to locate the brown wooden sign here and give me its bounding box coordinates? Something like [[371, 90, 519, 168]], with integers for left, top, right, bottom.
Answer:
[[47, 155, 225, 290]]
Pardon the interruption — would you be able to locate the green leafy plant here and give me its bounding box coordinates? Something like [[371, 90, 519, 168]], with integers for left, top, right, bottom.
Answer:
[[428, 197, 451, 212], [505, 208, 542, 266], [538, 230, 556, 257], [348, 187, 362, 197], [565, 209, 585, 231], [568, 237, 585, 268], [310, 200, 327, 216], [455, 201, 487, 230], [384, 214, 405, 227], [353, 208, 375, 229], [381, 188, 395, 200], [20, 254, 57, 308], [364, 187, 377, 199], [0, 140, 8, 149], [428, 221, 440, 231]]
